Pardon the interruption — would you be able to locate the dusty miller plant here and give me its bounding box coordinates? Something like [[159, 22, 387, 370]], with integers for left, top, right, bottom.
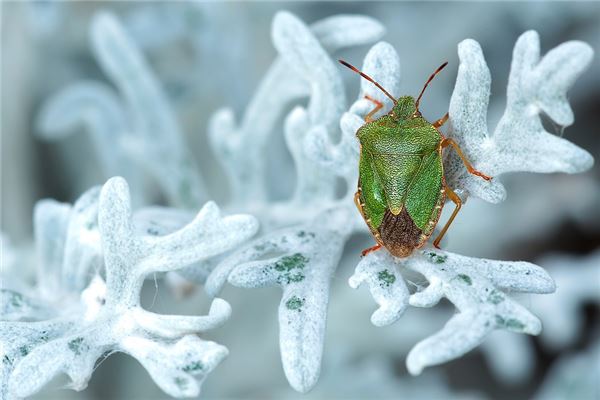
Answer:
[[1, 9, 594, 399], [0, 178, 258, 399], [206, 11, 594, 392]]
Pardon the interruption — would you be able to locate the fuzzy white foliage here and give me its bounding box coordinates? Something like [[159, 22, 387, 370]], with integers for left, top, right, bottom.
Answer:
[[445, 31, 594, 203], [348, 250, 409, 327], [37, 12, 205, 208], [208, 210, 352, 392], [0, 177, 259, 399], [208, 13, 384, 209], [352, 248, 555, 375]]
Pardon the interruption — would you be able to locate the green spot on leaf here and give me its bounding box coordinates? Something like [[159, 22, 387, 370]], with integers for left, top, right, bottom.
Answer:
[[506, 319, 526, 330], [182, 361, 204, 373], [297, 230, 315, 239], [456, 274, 472, 285], [287, 273, 305, 283], [274, 253, 308, 285], [488, 289, 505, 304], [286, 296, 305, 311], [174, 377, 188, 389], [426, 252, 447, 264], [377, 269, 396, 287], [68, 337, 85, 355], [495, 315, 525, 331], [146, 227, 160, 236], [274, 253, 308, 272]]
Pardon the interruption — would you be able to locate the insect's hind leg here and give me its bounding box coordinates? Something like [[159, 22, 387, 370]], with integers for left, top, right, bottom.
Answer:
[[440, 138, 492, 181], [364, 95, 383, 122], [433, 186, 462, 249], [361, 244, 382, 257]]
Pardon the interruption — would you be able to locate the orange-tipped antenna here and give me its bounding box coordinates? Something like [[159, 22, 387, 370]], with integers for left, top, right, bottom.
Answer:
[[415, 61, 448, 111], [339, 59, 396, 104]]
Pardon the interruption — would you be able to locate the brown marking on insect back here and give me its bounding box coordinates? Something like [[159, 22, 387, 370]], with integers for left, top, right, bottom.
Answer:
[[378, 208, 422, 257]]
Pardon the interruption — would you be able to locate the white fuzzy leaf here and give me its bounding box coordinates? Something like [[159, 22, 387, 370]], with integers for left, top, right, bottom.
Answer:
[[208, 207, 354, 393], [348, 251, 409, 327], [446, 31, 594, 203], [355, 248, 554, 376], [208, 13, 383, 206], [61, 186, 102, 292], [2, 177, 258, 399], [120, 335, 228, 398]]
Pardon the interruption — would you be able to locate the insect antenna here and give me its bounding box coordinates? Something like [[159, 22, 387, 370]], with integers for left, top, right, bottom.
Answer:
[[338, 59, 397, 104], [415, 61, 449, 111]]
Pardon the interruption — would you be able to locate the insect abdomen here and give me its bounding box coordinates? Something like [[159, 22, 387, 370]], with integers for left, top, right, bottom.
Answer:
[[378, 208, 422, 257]]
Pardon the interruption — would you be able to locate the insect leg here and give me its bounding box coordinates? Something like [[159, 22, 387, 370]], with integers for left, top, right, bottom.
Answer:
[[440, 138, 492, 181], [364, 95, 383, 122], [361, 244, 382, 257], [433, 186, 462, 249], [433, 112, 449, 128]]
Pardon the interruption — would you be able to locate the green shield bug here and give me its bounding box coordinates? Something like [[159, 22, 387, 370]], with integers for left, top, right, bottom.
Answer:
[[339, 59, 492, 258]]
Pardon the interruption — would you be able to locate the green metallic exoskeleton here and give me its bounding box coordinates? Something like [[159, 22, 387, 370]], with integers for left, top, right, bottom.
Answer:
[[340, 60, 492, 258]]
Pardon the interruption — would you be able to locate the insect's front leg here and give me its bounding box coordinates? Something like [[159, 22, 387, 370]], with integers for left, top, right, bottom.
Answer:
[[363, 95, 383, 122], [433, 112, 449, 128], [440, 138, 492, 181]]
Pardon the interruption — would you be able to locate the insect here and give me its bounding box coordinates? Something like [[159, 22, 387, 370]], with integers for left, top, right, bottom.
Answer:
[[339, 59, 492, 258]]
